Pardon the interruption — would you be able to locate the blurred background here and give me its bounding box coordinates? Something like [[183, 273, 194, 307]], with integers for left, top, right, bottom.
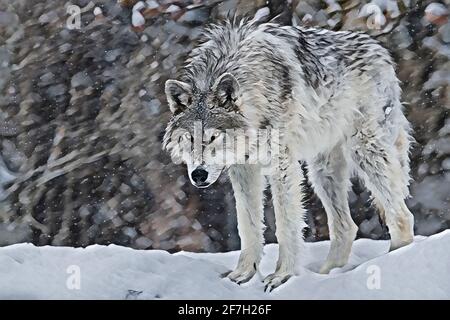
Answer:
[[0, 0, 448, 252]]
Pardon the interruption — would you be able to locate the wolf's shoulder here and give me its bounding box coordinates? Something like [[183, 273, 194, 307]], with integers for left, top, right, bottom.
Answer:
[[198, 21, 385, 55], [259, 23, 383, 48]]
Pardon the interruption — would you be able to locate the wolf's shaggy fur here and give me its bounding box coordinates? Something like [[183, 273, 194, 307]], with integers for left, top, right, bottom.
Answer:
[[163, 20, 414, 291]]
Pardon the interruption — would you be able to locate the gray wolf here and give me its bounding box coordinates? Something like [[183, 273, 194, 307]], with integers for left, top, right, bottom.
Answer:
[[163, 19, 414, 291]]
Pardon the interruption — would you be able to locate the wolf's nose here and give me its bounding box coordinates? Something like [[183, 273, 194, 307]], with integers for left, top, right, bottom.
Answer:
[[191, 168, 208, 184]]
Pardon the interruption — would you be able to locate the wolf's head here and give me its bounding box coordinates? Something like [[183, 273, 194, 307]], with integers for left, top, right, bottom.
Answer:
[[163, 73, 246, 188]]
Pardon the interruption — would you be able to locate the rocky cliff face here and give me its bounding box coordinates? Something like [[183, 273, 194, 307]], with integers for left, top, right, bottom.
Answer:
[[0, 0, 448, 251]]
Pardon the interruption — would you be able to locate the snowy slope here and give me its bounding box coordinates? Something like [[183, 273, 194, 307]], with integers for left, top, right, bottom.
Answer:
[[0, 230, 449, 299]]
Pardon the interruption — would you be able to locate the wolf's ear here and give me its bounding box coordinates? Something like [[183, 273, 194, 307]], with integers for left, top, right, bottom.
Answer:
[[212, 73, 240, 110], [165, 79, 192, 114]]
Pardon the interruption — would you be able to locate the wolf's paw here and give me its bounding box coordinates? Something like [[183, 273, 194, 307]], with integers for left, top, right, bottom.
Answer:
[[224, 267, 257, 285], [319, 259, 346, 274], [389, 236, 413, 251], [388, 208, 414, 251], [319, 229, 356, 274], [263, 272, 292, 292]]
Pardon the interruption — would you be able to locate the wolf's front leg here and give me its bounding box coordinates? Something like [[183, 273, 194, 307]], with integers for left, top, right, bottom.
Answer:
[[226, 165, 265, 284], [265, 157, 306, 292]]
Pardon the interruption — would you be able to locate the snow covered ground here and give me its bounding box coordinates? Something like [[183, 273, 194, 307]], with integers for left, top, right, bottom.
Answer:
[[0, 230, 449, 299]]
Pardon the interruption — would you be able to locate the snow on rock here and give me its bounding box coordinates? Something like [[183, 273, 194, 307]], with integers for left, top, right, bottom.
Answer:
[[132, 11, 145, 27], [145, 0, 159, 10], [164, 5, 181, 14], [0, 231, 449, 299], [425, 3, 449, 17], [93, 7, 103, 16], [359, 3, 387, 29], [425, 3, 449, 25], [252, 7, 270, 22], [131, 1, 146, 28]]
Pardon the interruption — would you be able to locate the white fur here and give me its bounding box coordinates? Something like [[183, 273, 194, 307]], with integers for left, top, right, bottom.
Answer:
[[164, 20, 415, 291]]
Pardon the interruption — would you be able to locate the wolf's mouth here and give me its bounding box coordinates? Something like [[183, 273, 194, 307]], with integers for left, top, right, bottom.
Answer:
[[194, 182, 211, 188]]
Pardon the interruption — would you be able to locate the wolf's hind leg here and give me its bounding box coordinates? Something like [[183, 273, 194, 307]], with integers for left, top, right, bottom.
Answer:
[[264, 154, 307, 291], [308, 145, 358, 274], [352, 128, 414, 251], [226, 165, 265, 284]]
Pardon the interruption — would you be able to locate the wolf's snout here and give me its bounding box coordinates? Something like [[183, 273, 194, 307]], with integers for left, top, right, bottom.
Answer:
[[191, 168, 208, 185]]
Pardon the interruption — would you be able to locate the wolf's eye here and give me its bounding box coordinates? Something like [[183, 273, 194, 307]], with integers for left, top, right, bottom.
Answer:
[[210, 130, 220, 143]]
